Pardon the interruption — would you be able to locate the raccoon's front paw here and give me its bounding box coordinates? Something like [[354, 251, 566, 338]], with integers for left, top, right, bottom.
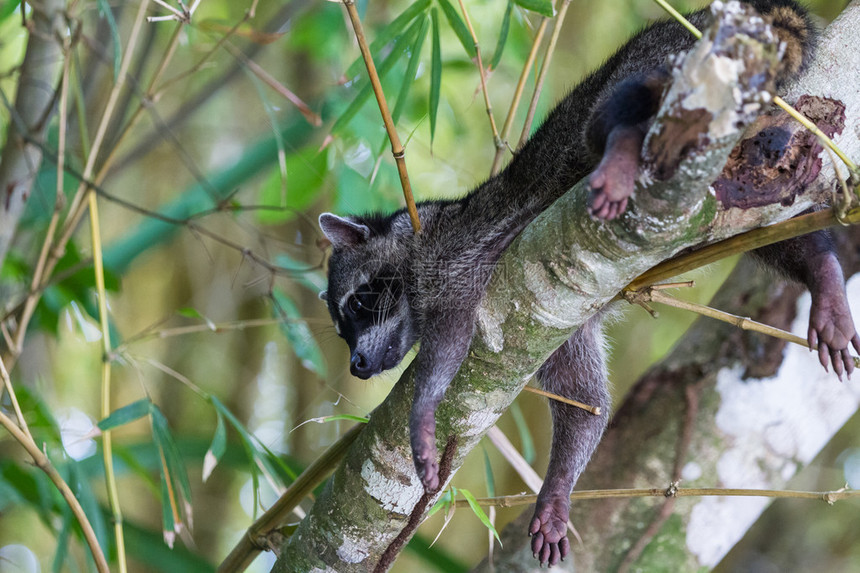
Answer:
[[809, 289, 860, 380], [413, 445, 440, 493], [528, 497, 570, 566]]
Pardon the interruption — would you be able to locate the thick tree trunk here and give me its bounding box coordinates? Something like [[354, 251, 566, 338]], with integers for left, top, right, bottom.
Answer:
[[477, 225, 860, 572], [272, 2, 860, 571]]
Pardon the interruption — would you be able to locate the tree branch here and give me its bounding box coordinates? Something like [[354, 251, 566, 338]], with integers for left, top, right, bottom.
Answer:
[[0, 0, 66, 267], [269, 2, 860, 571]]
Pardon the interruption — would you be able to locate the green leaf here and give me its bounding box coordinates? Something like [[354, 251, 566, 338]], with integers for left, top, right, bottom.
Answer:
[[96, 0, 122, 80], [97, 399, 151, 431], [202, 410, 227, 482], [513, 0, 554, 17], [460, 488, 501, 545], [0, 1, 20, 22], [510, 401, 535, 464], [257, 147, 328, 225], [332, 18, 422, 135], [271, 289, 326, 376], [427, 488, 455, 518], [391, 14, 430, 126], [429, 8, 442, 147], [490, 0, 513, 70], [482, 448, 496, 498], [344, 0, 433, 79], [150, 404, 193, 541], [436, 0, 476, 57]]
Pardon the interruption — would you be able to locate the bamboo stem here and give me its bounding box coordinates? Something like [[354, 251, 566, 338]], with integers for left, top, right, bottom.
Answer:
[[516, 0, 572, 151], [490, 15, 550, 175], [457, 0, 500, 145], [0, 410, 110, 573], [522, 385, 601, 415], [342, 0, 421, 233], [451, 485, 859, 508]]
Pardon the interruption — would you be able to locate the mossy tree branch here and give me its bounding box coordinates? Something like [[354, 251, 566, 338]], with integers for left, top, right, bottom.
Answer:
[[268, 2, 860, 571]]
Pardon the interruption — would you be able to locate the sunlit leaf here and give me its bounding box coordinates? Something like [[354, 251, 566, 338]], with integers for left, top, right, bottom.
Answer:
[[490, 0, 514, 70], [97, 399, 151, 431], [513, 0, 555, 17], [430, 8, 442, 147], [0, 1, 21, 22], [427, 487, 455, 518], [436, 0, 476, 57], [460, 488, 501, 545], [202, 410, 226, 483]]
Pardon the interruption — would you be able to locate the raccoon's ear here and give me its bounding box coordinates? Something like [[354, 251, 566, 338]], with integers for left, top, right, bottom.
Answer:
[[319, 213, 371, 247], [318, 290, 328, 301]]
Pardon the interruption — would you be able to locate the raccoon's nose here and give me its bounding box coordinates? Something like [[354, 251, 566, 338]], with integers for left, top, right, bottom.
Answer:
[[350, 352, 373, 379]]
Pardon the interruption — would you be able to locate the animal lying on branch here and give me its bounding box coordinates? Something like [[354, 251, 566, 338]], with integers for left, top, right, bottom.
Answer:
[[317, 0, 858, 567]]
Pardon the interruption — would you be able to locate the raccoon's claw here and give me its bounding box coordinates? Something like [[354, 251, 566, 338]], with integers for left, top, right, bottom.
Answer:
[[529, 498, 570, 566]]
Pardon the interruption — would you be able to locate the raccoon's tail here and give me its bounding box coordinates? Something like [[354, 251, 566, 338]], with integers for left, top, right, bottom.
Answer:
[[750, 0, 817, 83]]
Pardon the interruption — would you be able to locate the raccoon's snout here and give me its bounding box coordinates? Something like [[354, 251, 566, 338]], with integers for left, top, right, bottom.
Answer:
[[350, 351, 375, 379]]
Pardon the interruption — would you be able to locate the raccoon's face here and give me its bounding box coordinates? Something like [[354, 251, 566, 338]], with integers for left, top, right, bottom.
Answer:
[[319, 213, 418, 379]]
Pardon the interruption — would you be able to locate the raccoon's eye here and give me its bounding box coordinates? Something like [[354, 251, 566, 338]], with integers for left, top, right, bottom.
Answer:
[[347, 295, 362, 315]]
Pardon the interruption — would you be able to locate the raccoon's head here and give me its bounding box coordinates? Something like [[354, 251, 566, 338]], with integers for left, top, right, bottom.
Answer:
[[319, 212, 418, 379]]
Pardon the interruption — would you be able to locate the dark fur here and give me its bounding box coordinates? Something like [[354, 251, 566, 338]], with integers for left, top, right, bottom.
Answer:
[[320, 1, 856, 566]]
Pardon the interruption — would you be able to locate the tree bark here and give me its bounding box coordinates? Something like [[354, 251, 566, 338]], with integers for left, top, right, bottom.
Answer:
[[273, 2, 860, 571]]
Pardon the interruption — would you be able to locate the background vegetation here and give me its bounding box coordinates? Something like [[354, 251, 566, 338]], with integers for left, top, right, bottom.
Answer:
[[0, 0, 856, 571]]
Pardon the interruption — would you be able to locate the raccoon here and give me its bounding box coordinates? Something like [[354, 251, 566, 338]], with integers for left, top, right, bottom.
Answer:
[[319, 0, 858, 565]]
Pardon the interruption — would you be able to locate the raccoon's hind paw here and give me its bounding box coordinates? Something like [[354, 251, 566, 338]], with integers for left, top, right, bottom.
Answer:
[[587, 124, 644, 221], [588, 165, 631, 221], [808, 290, 860, 381], [529, 498, 570, 566]]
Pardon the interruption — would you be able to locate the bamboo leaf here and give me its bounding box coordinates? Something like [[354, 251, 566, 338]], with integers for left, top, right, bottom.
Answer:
[[513, 0, 554, 17], [345, 0, 433, 80], [332, 18, 423, 135], [392, 14, 430, 126], [436, 0, 476, 57], [430, 8, 442, 147], [490, 0, 514, 70], [482, 448, 496, 498], [510, 402, 535, 464], [96, 0, 122, 80], [460, 488, 502, 545], [271, 289, 326, 376], [202, 410, 226, 482], [97, 399, 151, 431]]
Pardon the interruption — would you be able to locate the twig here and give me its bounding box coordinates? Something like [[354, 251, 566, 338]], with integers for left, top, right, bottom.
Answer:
[[342, 0, 421, 233], [624, 285, 860, 367], [0, 408, 110, 573], [516, 0, 572, 151], [521, 385, 601, 415], [451, 485, 859, 508], [490, 16, 550, 175], [217, 424, 364, 573], [457, 0, 500, 146]]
